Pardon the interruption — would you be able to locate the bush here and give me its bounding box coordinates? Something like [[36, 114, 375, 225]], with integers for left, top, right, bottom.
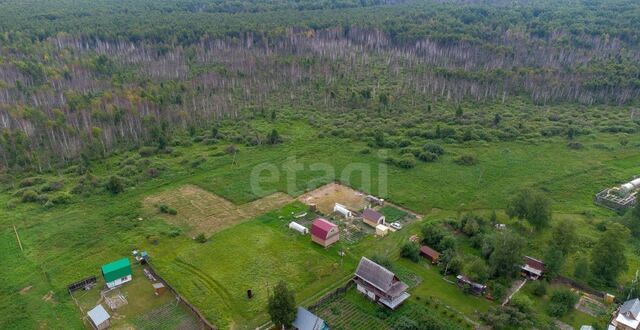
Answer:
[[454, 154, 478, 166], [40, 180, 64, 192], [105, 175, 126, 194], [397, 154, 416, 169], [567, 141, 584, 150], [19, 177, 45, 188], [424, 143, 445, 155], [359, 148, 371, 154], [547, 289, 579, 317], [138, 146, 157, 157], [400, 242, 420, 262], [51, 193, 72, 205], [21, 189, 38, 203], [159, 204, 178, 215], [417, 151, 438, 162], [225, 144, 239, 154], [532, 281, 547, 297], [195, 233, 207, 243]]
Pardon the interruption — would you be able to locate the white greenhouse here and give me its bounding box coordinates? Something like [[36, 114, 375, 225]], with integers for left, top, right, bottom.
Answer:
[[289, 221, 309, 234]]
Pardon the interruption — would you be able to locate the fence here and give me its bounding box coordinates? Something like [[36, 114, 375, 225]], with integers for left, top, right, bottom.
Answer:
[[145, 263, 217, 330], [307, 279, 354, 311], [553, 275, 605, 298]]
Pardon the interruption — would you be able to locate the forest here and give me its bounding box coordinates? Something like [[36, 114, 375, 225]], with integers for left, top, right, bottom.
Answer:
[[0, 0, 639, 170]]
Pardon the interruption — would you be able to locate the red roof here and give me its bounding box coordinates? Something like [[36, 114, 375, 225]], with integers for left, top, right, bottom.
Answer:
[[311, 218, 337, 240], [524, 256, 545, 272], [420, 246, 440, 259]]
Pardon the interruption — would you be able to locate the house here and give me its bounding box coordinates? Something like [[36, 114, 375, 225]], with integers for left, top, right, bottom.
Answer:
[[292, 306, 329, 330], [311, 218, 339, 247], [456, 274, 487, 296], [420, 245, 440, 264], [333, 203, 353, 219], [521, 256, 545, 280], [87, 304, 110, 330], [353, 257, 410, 309], [611, 298, 640, 330], [362, 208, 386, 227], [101, 258, 132, 289]]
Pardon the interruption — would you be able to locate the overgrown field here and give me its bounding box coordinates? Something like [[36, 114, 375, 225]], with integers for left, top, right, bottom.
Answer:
[[1, 116, 639, 329]]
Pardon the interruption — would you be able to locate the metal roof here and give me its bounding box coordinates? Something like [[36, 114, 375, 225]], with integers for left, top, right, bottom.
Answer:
[[101, 258, 131, 283], [621, 298, 640, 319], [87, 304, 110, 325], [311, 218, 337, 240], [354, 257, 408, 297], [292, 307, 328, 330], [363, 208, 384, 221]]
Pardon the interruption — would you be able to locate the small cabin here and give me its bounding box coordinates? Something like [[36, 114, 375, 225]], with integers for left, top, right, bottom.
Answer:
[[376, 224, 389, 237], [456, 274, 487, 296], [521, 256, 545, 280], [87, 304, 110, 330], [362, 208, 386, 227], [311, 218, 339, 248], [420, 245, 440, 264], [101, 258, 132, 289]]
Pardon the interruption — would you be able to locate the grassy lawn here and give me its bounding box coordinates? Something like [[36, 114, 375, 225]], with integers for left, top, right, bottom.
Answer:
[[2, 119, 640, 329], [148, 203, 357, 329]]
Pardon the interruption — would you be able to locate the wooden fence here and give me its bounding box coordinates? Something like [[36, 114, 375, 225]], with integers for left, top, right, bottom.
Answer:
[[145, 263, 218, 330], [307, 279, 354, 311], [553, 275, 605, 298]]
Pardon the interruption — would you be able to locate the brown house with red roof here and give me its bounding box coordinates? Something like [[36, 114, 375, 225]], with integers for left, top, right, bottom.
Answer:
[[311, 218, 339, 248], [420, 245, 440, 264], [521, 256, 545, 280]]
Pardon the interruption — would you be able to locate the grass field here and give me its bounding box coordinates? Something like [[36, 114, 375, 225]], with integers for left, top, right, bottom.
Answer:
[[2, 119, 640, 329]]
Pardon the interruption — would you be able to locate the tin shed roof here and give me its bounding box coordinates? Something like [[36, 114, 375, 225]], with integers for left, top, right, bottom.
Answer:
[[101, 258, 131, 283]]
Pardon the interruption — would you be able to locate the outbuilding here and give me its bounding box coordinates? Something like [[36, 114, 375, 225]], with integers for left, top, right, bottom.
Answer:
[[289, 221, 309, 234], [87, 304, 110, 330], [292, 306, 329, 330], [362, 208, 386, 227], [420, 246, 440, 264], [521, 256, 545, 280], [311, 218, 340, 248], [333, 203, 353, 219], [101, 258, 132, 289], [376, 224, 389, 237]]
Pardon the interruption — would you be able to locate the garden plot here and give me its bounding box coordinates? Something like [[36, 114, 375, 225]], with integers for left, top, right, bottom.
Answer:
[[144, 184, 292, 235], [298, 183, 367, 215], [71, 265, 199, 329]]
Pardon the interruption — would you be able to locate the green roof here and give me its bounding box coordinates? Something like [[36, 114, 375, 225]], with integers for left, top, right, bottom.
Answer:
[[101, 258, 132, 283]]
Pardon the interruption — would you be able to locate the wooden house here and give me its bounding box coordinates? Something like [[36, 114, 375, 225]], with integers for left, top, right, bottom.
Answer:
[[87, 304, 110, 330], [101, 258, 132, 289], [311, 218, 339, 248], [362, 208, 386, 227], [521, 256, 545, 280], [353, 257, 410, 310], [420, 245, 440, 264]]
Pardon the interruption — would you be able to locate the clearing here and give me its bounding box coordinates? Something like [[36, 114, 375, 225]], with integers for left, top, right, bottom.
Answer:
[[298, 182, 367, 214], [144, 184, 292, 235]]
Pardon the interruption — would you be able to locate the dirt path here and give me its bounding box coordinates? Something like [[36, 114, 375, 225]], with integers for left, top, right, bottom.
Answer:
[[502, 278, 527, 306]]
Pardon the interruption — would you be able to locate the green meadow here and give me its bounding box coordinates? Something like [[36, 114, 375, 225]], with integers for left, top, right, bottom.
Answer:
[[1, 118, 638, 328]]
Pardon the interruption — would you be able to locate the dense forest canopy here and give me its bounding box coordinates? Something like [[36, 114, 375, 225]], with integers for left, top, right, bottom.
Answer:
[[0, 0, 639, 171]]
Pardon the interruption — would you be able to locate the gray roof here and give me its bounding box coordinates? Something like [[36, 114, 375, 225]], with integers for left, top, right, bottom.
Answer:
[[292, 307, 327, 330], [354, 257, 408, 296], [620, 298, 640, 319], [362, 208, 384, 221], [87, 304, 110, 325]]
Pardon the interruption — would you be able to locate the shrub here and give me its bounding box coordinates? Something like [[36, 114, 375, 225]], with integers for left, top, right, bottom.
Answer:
[[417, 151, 438, 162], [225, 144, 239, 154], [40, 180, 64, 192], [195, 233, 207, 243], [454, 154, 478, 166], [532, 281, 547, 297], [146, 167, 161, 178], [423, 143, 445, 155], [547, 289, 578, 317], [567, 141, 584, 150], [397, 154, 416, 169], [159, 204, 178, 215], [21, 189, 38, 203], [400, 242, 421, 262], [105, 175, 126, 194], [19, 177, 45, 188], [51, 193, 72, 205], [190, 156, 206, 168], [138, 146, 157, 157], [359, 148, 371, 154]]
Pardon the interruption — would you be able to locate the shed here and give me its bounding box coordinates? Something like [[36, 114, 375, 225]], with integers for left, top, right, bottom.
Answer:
[[101, 258, 132, 289], [87, 304, 110, 330], [152, 282, 166, 296], [333, 203, 353, 219], [362, 208, 386, 227], [456, 274, 486, 296], [311, 218, 340, 248], [521, 256, 545, 280], [420, 246, 440, 264], [376, 224, 389, 237], [292, 306, 329, 330], [289, 221, 309, 234]]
